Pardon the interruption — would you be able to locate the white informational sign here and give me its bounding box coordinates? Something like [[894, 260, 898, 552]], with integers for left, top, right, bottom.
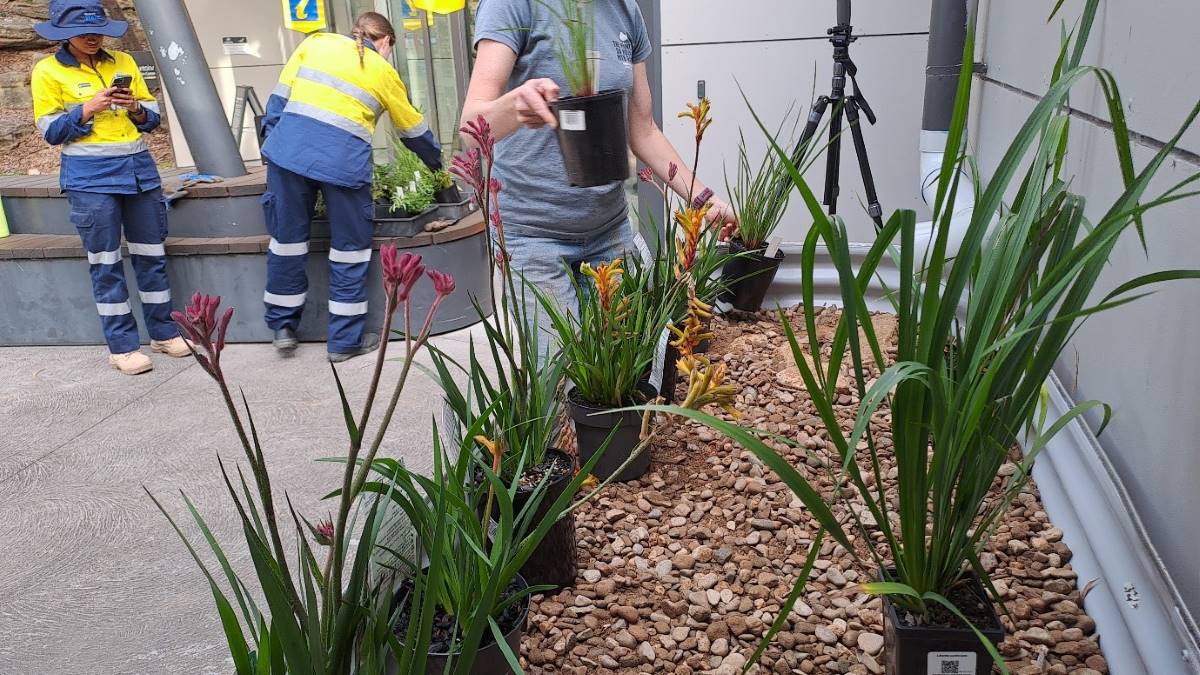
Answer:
[[927, 652, 976, 675], [221, 36, 252, 55]]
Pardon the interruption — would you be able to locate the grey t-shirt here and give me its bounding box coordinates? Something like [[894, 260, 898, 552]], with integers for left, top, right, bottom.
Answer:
[[474, 0, 651, 239]]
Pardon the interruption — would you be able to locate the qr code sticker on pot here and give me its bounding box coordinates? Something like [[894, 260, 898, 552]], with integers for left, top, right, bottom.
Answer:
[[928, 652, 976, 674], [559, 109, 586, 131]]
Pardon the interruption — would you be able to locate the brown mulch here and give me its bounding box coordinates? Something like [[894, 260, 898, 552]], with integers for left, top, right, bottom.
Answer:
[[522, 306, 1107, 675]]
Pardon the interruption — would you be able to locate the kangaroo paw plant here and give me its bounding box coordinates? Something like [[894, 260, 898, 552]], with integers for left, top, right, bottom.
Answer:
[[147, 248, 456, 675]]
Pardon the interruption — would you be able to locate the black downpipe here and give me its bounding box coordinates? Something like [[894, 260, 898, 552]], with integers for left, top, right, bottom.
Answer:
[[922, 0, 970, 133]]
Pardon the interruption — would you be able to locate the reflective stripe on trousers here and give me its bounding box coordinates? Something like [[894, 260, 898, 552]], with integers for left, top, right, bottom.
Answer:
[[261, 163, 373, 352], [67, 188, 178, 354]]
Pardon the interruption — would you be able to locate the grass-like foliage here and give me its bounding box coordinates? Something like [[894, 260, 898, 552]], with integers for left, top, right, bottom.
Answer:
[[661, 1, 1200, 672]]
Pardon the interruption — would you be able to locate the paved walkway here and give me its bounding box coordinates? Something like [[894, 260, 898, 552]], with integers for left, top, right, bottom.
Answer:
[[0, 330, 479, 675]]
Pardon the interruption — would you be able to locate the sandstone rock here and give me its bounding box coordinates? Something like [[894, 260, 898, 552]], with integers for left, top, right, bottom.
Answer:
[[857, 631, 884, 655]]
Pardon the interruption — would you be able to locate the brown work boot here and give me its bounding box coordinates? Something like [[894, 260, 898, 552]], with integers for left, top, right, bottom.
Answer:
[[151, 336, 192, 358], [109, 350, 154, 375]]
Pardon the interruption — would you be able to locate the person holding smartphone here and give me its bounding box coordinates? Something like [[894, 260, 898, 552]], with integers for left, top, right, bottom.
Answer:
[[30, 0, 188, 375]]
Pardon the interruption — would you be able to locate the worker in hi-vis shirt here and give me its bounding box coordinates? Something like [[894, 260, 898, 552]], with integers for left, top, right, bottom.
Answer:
[[259, 12, 442, 362], [31, 0, 190, 375]]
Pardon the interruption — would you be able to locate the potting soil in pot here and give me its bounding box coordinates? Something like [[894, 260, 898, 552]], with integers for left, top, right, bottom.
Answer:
[[393, 574, 527, 673], [514, 448, 578, 588], [522, 306, 1107, 674]]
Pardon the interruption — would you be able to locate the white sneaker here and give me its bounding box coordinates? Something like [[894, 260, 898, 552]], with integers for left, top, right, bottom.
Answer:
[[151, 336, 192, 358], [109, 350, 154, 375]]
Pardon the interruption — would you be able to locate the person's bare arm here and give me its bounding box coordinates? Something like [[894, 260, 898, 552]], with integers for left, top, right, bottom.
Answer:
[[460, 40, 561, 147], [627, 63, 736, 232]]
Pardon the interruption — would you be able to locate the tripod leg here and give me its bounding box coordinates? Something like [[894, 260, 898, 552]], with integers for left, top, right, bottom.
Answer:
[[772, 96, 830, 205], [824, 99, 844, 214], [845, 98, 884, 231]]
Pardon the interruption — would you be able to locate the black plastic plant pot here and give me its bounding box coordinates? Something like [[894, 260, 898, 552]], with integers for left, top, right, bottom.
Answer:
[[720, 239, 785, 313], [568, 381, 655, 483], [549, 90, 630, 188], [434, 184, 462, 204], [511, 448, 578, 588], [659, 341, 681, 403], [881, 571, 1004, 675], [390, 574, 529, 675]]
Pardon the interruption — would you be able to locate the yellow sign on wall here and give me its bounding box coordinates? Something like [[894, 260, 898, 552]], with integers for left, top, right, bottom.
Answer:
[[411, 0, 464, 12], [282, 0, 327, 33]]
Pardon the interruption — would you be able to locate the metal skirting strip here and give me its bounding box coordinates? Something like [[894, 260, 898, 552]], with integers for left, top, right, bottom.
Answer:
[[0, 230, 492, 346], [1031, 374, 1200, 674]]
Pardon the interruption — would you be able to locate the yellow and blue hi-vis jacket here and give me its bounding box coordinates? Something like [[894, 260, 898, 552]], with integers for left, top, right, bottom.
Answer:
[[261, 32, 441, 188], [31, 45, 161, 194]]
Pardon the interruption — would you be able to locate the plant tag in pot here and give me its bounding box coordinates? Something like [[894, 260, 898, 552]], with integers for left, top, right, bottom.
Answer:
[[648, 326, 669, 391], [765, 237, 782, 258], [927, 652, 976, 675], [560, 109, 586, 132]]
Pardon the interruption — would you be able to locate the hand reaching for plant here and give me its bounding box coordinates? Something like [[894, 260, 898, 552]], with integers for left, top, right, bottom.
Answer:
[[705, 196, 739, 241], [513, 78, 561, 129]]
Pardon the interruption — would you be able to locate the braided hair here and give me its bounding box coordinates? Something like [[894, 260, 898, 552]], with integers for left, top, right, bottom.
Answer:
[[352, 11, 397, 68]]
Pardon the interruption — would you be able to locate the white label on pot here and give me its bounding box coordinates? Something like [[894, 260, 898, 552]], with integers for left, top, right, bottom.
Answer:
[[927, 652, 976, 674], [559, 109, 586, 131], [648, 326, 669, 392], [765, 237, 783, 258]]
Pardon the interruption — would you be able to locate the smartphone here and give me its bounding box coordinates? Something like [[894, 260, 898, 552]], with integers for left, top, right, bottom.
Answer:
[[111, 73, 133, 90]]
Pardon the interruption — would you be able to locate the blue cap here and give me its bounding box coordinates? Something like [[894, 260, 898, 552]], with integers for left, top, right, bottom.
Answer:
[[35, 0, 129, 41]]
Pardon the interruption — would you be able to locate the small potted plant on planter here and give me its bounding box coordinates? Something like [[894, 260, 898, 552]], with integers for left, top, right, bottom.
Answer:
[[432, 168, 462, 204], [667, 2, 1200, 672], [537, 256, 671, 482], [545, 0, 629, 186], [432, 116, 581, 588], [720, 114, 805, 312]]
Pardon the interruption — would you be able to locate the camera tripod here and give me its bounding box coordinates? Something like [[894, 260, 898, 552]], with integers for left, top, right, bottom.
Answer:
[[790, 0, 884, 231]]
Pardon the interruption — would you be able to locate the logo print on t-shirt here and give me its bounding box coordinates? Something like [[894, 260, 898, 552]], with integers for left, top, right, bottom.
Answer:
[[614, 31, 633, 67]]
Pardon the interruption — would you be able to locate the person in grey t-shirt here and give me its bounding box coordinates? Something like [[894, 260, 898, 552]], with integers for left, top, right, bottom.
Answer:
[[462, 0, 736, 354]]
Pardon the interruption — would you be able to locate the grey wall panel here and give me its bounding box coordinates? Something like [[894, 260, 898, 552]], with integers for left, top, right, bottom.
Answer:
[[0, 234, 492, 346], [982, 0, 1200, 154], [660, 34, 934, 243], [2, 196, 266, 238], [975, 78, 1200, 620], [660, 0, 931, 46]]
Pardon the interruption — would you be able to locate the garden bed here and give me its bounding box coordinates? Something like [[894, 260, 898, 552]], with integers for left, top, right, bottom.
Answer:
[[524, 306, 1107, 675]]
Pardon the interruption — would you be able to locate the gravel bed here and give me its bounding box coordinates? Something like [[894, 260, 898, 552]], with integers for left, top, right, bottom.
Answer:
[[521, 306, 1107, 675]]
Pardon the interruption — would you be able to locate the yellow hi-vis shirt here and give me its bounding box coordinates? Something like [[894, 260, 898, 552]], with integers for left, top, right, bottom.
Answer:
[[31, 46, 162, 193], [261, 32, 439, 188]]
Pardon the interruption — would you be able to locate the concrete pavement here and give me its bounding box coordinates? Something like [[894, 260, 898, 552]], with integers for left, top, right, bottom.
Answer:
[[0, 329, 481, 675]]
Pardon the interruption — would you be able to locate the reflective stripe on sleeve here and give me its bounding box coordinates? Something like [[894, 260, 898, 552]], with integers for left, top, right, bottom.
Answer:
[[328, 247, 372, 264], [395, 121, 430, 139], [37, 112, 66, 134], [272, 82, 292, 99], [141, 101, 161, 115], [329, 300, 368, 316]]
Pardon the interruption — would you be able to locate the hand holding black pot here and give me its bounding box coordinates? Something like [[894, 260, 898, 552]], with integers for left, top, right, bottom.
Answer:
[[513, 78, 561, 129]]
